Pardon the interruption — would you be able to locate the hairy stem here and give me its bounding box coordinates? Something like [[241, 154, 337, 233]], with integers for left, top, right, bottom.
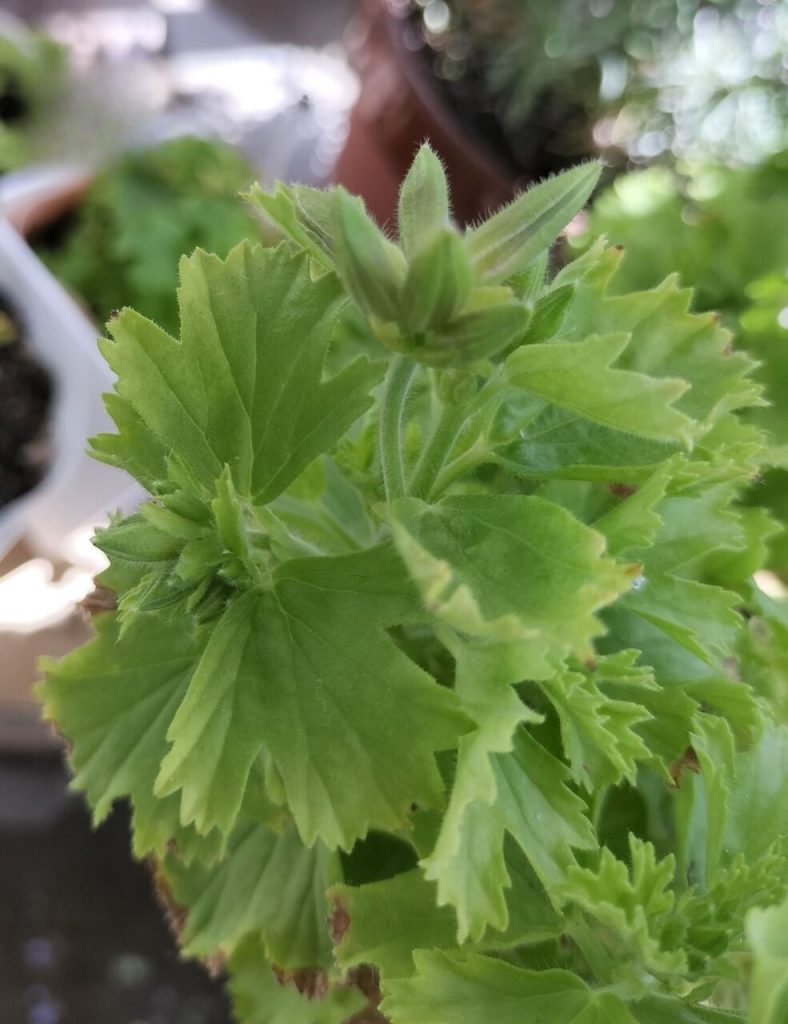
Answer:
[[409, 399, 468, 499], [379, 355, 417, 502], [429, 443, 489, 500], [566, 913, 615, 984]]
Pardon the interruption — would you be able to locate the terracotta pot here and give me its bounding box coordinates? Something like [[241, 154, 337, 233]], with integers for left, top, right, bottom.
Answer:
[[334, 0, 521, 227]]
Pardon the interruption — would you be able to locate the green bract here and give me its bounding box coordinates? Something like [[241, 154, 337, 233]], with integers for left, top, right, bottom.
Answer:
[[40, 146, 788, 1023]]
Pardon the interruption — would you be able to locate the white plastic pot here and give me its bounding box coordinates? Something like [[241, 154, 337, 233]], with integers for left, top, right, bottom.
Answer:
[[0, 169, 143, 565]]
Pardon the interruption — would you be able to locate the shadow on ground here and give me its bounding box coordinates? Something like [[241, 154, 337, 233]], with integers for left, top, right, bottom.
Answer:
[[0, 757, 231, 1024]]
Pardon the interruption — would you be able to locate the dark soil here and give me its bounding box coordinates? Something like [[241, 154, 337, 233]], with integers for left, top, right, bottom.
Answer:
[[0, 756, 232, 1024], [0, 291, 53, 512]]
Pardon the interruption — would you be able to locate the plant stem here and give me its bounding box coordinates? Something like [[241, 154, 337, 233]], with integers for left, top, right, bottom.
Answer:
[[409, 399, 468, 499], [566, 913, 615, 984], [379, 355, 417, 502], [429, 443, 489, 499]]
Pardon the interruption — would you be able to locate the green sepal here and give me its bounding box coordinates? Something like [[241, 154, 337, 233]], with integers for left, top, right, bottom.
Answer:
[[397, 143, 451, 257], [401, 228, 472, 333], [465, 162, 601, 282], [332, 187, 407, 322]]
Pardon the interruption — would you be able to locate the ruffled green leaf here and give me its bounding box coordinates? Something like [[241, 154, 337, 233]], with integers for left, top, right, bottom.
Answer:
[[391, 494, 632, 681], [162, 820, 339, 968], [38, 614, 204, 859], [423, 728, 596, 942], [156, 545, 469, 847], [558, 837, 686, 980], [101, 242, 383, 503], [228, 936, 365, 1024], [504, 332, 694, 446], [382, 950, 624, 1024]]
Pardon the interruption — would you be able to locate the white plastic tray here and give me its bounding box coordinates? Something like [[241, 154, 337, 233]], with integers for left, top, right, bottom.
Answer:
[[0, 190, 143, 564]]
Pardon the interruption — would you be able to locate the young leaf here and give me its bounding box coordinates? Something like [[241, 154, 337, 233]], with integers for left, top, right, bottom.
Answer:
[[246, 182, 335, 272], [558, 837, 686, 979], [541, 664, 652, 790]]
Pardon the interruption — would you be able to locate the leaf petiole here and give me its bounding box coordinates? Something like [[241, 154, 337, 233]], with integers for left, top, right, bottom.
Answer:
[[379, 355, 418, 502], [409, 397, 469, 499]]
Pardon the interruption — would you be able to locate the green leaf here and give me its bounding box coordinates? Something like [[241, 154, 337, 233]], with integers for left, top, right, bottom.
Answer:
[[101, 242, 383, 503], [331, 840, 561, 982], [558, 836, 685, 979], [39, 611, 287, 867], [493, 403, 681, 483], [747, 895, 788, 1024], [228, 936, 365, 1024], [423, 728, 596, 942], [90, 393, 169, 490], [619, 574, 741, 666], [409, 618, 540, 940], [331, 869, 457, 980], [391, 494, 632, 681], [382, 950, 601, 1024], [594, 464, 674, 557], [723, 726, 788, 868], [541, 663, 652, 790], [162, 820, 339, 967], [38, 613, 202, 859], [554, 246, 762, 426], [629, 995, 744, 1024], [465, 162, 602, 282], [246, 182, 335, 273], [673, 714, 736, 889], [398, 143, 451, 257], [156, 545, 469, 847], [504, 333, 694, 446]]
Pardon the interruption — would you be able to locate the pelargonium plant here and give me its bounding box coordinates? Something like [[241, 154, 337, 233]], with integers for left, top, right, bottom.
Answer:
[[40, 147, 788, 1023]]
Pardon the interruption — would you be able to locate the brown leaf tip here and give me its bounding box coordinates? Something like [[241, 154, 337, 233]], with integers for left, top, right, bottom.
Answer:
[[79, 584, 117, 619], [329, 895, 352, 946], [273, 965, 329, 1000], [668, 746, 701, 787]]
